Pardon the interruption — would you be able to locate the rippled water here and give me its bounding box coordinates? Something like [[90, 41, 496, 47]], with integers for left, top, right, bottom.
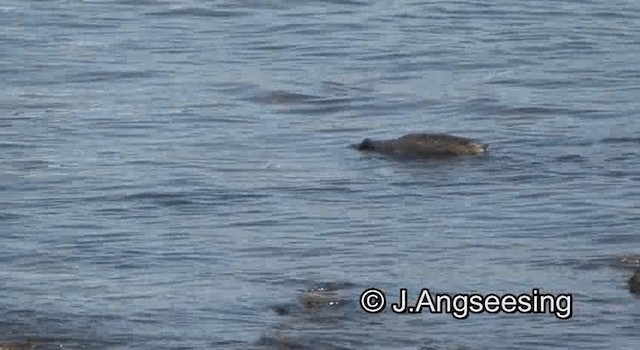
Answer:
[[1, 0, 639, 349]]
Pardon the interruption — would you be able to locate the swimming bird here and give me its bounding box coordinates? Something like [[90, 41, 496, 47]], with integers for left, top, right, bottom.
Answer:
[[351, 133, 488, 159]]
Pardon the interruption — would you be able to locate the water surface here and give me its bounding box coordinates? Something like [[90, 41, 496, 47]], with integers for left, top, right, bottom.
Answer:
[[1, 0, 639, 349]]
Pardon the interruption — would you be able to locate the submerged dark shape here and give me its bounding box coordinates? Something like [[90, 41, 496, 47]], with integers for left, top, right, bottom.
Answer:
[[629, 271, 640, 294], [351, 133, 488, 159]]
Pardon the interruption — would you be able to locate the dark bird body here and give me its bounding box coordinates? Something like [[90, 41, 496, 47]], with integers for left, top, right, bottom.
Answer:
[[351, 133, 488, 159]]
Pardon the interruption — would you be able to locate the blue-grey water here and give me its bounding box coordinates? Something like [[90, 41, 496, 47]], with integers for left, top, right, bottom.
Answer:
[[1, 0, 639, 349]]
